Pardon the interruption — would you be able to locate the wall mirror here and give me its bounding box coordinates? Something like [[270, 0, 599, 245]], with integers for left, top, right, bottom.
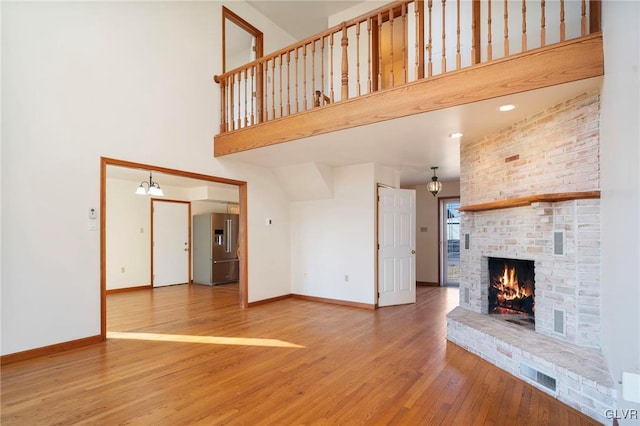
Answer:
[[222, 6, 263, 73]]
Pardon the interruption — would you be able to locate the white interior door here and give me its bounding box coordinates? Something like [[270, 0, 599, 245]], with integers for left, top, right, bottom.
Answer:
[[378, 187, 416, 307], [152, 200, 190, 287]]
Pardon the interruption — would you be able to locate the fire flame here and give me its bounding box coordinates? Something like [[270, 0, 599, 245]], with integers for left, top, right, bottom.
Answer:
[[494, 265, 532, 302]]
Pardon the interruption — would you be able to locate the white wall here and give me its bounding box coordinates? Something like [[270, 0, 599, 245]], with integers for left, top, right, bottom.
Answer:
[[291, 163, 397, 305], [411, 181, 460, 284], [1, 1, 294, 355], [600, 1, 640, 421], [106, 178, 156, 290]]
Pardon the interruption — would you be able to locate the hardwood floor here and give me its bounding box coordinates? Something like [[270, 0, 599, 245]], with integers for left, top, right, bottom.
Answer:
[[1, 284, 600, 425]]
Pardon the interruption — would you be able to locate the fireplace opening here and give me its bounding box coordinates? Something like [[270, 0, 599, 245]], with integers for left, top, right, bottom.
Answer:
[[488, 257, 535, 329]]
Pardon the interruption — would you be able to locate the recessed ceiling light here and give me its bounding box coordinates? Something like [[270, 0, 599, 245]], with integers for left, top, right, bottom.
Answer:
[[449, 132, 463, 139], [499, 104, 516, 112]]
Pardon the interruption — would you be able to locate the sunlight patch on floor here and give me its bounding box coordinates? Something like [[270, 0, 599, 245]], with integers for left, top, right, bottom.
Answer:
[[107, 331, 305, 348]]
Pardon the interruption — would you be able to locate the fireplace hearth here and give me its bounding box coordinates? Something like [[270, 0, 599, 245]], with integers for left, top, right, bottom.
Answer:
[[488, 257, 535, 329]]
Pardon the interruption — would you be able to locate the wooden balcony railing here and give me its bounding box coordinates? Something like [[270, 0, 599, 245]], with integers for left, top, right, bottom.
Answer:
[[214, 0, 601, 135]]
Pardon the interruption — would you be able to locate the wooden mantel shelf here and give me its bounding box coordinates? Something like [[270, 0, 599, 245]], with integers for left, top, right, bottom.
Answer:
[[459, 191, 601, 212]]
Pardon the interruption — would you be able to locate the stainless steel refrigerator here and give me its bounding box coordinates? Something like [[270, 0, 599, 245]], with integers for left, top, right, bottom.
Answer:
[[193, 213, 239, 285]]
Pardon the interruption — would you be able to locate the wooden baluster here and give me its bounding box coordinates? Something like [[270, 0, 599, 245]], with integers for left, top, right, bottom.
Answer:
[[503, 0, 509, 56], [356, 21, 361, 97], [263, 60, 268, 121], [330, 32, 335, 102], [230, 75, 235, 129], [367, 18, 372, 93], [487, 0, 493, 61], [230, 73, 235, 130], [456, 0, 461, 69], [294, 48, 299, 113], [271, 59, 275, 120], [341, 23, 349, 100], [250, 66, 255, 125], [581, 0, 587, 36], [279, 54, 283, 118], [428, 0, 433, 76], [402, 3, 407, 84], [472, 0, 480, 65], [244, 68, 248, 127], [415, 0, 421, 78], [219, 77, 226, 133], [389, 6, 394, 88], [237, 72, 242, 129], [303, 44, 308, 110], [312, 40, 316, 104], [238, 72, 243, 128], [541, 0, 546, 46], [441, 0, 446, 73], [321, 36, 325, 103], [560, 0, 566, 42], [589, 0, 601, 33], [378, 13, 382, 89], [522, 0, 527, 52], [237, 73, 241, 128], [286, 51, 291, 116]]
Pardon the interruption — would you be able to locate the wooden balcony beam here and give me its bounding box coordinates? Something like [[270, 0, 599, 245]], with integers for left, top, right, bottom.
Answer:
[[214, 33, 603, 157]]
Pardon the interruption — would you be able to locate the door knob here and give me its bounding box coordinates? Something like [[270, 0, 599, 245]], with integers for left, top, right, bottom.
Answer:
[[411, 250, 416, 254]]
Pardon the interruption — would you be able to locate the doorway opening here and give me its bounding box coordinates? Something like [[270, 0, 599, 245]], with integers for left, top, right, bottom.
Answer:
[[440, 198, 460, 287], [100, 157, 248, 340]]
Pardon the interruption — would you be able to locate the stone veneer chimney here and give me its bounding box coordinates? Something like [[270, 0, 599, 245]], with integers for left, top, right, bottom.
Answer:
[[460, 90, 601, 347], [447, 90, 616, 424]]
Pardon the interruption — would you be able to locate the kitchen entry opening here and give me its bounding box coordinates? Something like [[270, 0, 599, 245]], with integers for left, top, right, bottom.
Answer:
[[488, 257, 535, 329], [441, 199, 460, 287]]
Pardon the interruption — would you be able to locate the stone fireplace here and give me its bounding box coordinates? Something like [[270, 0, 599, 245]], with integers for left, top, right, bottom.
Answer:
[[446, 90, 616, 424]]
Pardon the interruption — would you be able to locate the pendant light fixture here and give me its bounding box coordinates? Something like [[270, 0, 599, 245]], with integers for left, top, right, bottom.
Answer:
[[427, 166, 442, 197], [135, 172, 164, 196]]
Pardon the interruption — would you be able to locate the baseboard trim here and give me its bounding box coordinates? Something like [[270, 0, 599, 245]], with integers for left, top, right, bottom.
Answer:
[[1, 335, 104, 365], [247, 294, 291, 307], [417, 281, 440, 287], [106, 285, 152, 294], [291, 294, 376, 310]]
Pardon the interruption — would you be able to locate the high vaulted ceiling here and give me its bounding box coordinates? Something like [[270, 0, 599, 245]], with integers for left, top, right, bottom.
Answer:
[[246, 1, 365, 40]]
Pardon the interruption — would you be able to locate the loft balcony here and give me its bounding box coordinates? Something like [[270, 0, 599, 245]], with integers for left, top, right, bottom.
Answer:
[[213, 0, 603, 157]]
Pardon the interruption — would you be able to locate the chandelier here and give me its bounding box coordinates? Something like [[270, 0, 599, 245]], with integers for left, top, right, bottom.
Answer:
[[135, 172, 164, 196], [427, 166, 442, 197]]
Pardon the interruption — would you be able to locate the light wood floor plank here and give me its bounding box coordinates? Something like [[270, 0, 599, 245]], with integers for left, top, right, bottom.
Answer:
[[1, 284, 601, 425]]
